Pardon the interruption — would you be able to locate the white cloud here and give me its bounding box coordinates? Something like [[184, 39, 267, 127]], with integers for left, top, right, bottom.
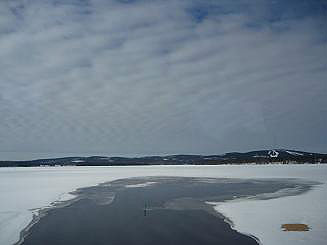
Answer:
[[0, 0, 326, 159]]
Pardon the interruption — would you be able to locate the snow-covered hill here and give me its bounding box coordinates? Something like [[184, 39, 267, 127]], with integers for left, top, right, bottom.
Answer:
[[0, 149, 326, 167]]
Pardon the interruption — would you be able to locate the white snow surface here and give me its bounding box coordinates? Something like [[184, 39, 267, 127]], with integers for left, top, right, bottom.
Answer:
[[268, 150, 279, 158], [0, 165, 326, 245], [125, 181, 157, 188], [285, 150, 304, 156]]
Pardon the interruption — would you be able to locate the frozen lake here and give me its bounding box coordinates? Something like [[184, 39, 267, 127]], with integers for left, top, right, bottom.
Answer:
[[0, 165, 326, 245]]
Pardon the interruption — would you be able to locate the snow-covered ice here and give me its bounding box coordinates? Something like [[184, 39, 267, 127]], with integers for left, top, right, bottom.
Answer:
[[210, 182, 327, 245], [0, 164, 326, 245]]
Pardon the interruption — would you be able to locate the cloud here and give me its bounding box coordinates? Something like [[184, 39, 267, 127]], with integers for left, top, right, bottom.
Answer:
[[0, 0, 326, 159]]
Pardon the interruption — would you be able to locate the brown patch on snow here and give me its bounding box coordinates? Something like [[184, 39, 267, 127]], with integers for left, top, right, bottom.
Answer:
[[281, 224, 310, 231]]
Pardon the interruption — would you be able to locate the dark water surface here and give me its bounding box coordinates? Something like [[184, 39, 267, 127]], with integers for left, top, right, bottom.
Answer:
[[20, 177, 312, 245]]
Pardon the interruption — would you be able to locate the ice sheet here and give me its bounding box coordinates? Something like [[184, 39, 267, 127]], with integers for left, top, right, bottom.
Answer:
[[0, 165, 326, 245]]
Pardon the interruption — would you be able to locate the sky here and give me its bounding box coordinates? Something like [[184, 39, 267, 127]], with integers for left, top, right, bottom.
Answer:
[[0, 0, 326, 160]]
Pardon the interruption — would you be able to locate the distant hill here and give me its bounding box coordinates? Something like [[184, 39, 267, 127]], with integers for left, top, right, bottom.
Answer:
[[0, 149, 326, 167]]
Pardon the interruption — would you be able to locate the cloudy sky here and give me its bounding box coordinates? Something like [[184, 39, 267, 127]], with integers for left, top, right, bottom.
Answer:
[[0, 0, 326, 160]]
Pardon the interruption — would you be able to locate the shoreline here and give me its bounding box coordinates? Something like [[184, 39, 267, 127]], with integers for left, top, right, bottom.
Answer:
[[1, 163, 326, 170], [15, 191, 83, 245]]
